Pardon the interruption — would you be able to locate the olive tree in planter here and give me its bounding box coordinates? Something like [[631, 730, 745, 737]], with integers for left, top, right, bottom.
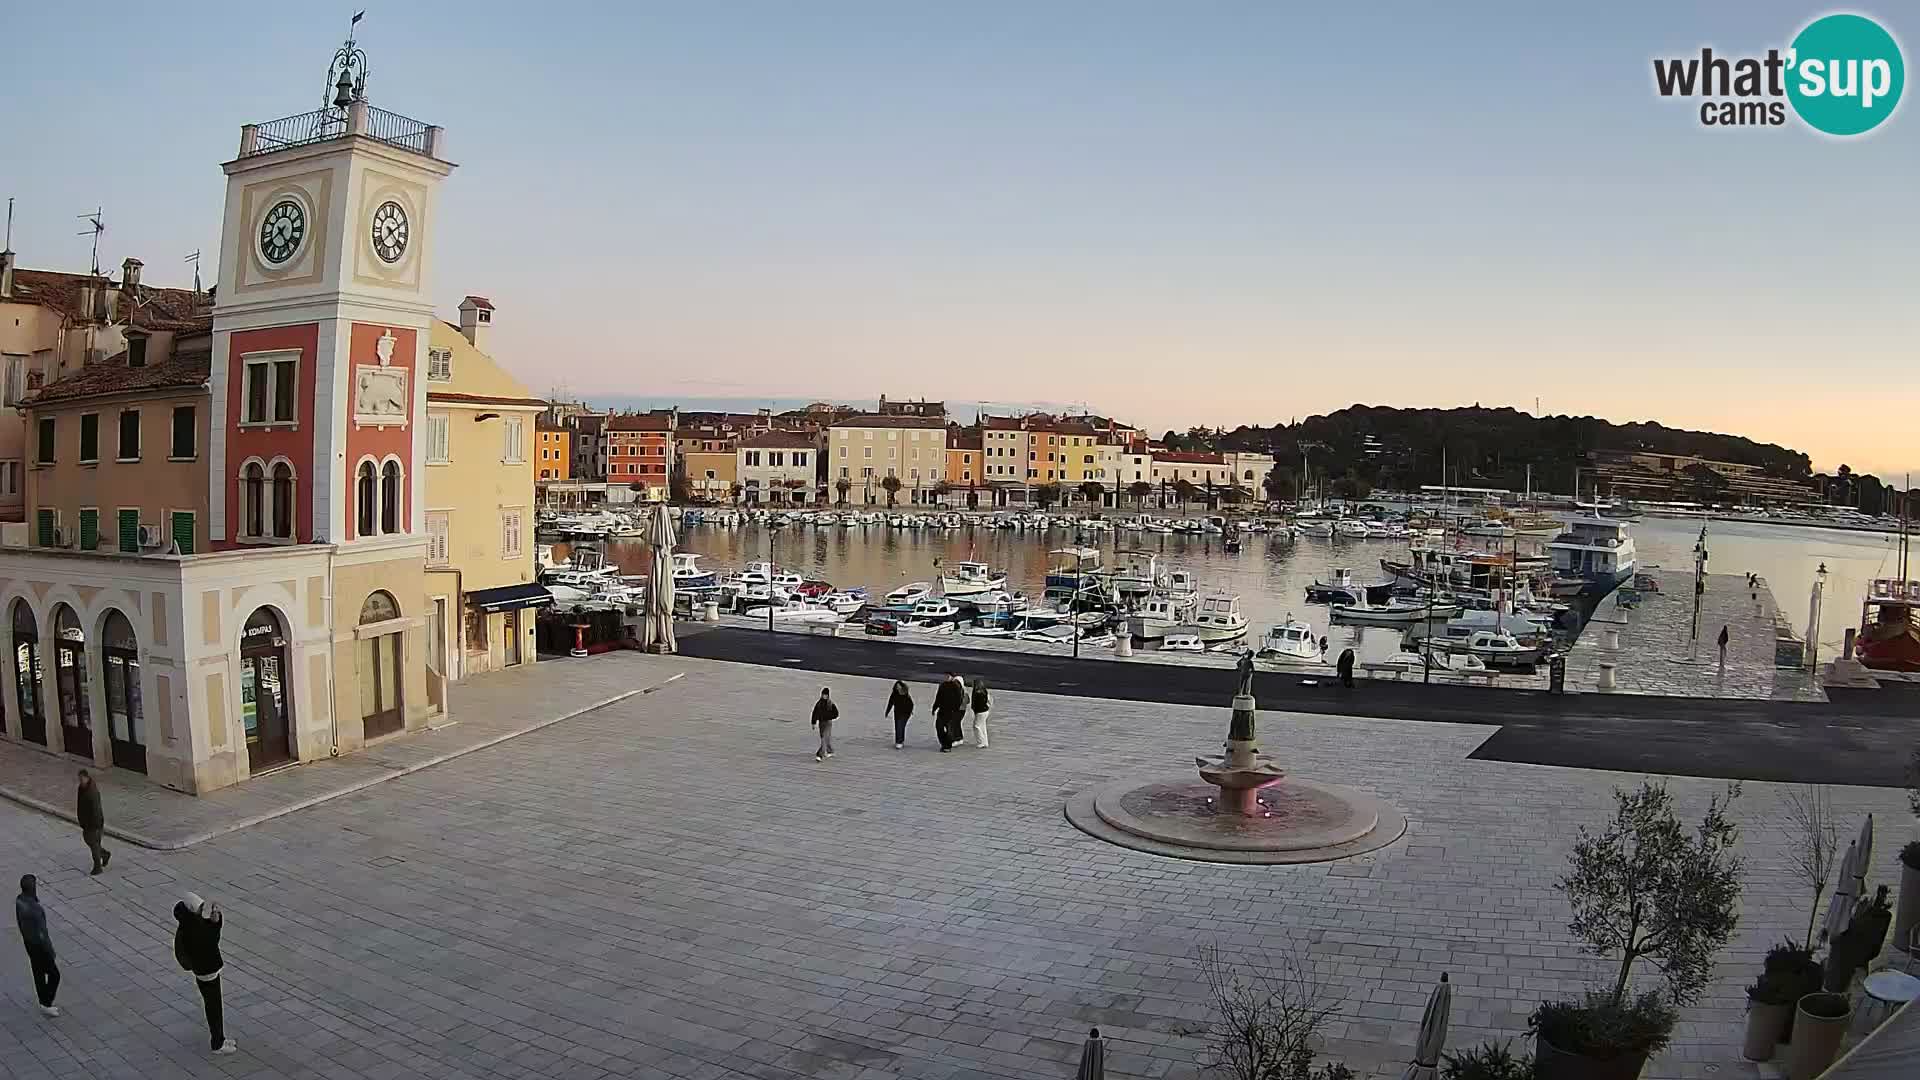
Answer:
[[1531, 782, 1742, 1080]]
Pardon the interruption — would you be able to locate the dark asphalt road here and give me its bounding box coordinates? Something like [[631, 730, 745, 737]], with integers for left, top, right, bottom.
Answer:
[[676, 627, 1915, 788]]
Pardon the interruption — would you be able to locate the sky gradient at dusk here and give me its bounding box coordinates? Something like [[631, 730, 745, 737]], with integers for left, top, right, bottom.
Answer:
[[4, 3, 1915, 478]]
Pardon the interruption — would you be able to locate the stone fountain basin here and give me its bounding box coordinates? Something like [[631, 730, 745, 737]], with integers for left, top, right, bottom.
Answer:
[[1066, 775, 1407, 864]]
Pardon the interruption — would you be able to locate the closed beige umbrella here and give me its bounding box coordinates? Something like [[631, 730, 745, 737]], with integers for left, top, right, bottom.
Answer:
[[1824, 839, 1860, 943], [647, 505, 677, 653], [1075, 1027, 1105, 1080], [1402, 973, 1451, 1080]]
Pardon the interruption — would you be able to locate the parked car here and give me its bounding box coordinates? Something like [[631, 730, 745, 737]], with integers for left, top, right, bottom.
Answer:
[[865, 617, 900, 636]]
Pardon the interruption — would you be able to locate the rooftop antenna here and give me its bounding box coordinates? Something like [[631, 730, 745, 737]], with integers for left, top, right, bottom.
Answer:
[[183, 250, 202, 293], [4, 197, 13, 250], [76, 208, 104, 275]]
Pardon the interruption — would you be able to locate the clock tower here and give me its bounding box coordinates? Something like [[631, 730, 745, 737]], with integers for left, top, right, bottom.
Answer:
[[210, 28, 453, 744]]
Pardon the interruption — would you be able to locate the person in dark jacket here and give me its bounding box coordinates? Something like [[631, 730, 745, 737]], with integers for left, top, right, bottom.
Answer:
[[810, 688, 839, 761], [77, 770, 109, 875], [968, 678, 992, 749], [16, 875, 59, 1017], [885, 681, 915, 749], [174, 893, 237, 1055], [1336, 648, 1356, 688], [1718, 624, 1730, 669], [931, 673, 967, 752]]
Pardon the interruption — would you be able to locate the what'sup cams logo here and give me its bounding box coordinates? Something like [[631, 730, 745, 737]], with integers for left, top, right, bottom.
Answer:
[[1654, 12, 1904, 135]]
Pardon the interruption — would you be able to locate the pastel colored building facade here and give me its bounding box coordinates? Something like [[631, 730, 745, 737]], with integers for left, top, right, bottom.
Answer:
[[827, 415, 947, 506], [535, 422, 570, 481], [603, 414, 672, 501], [0, 55, 449, 793], [736, 431, 817, 504]]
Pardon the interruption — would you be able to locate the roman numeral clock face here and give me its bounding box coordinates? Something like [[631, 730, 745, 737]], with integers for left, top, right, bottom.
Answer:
[[258, 199, 305, 264], [370, 200, 410, 264]]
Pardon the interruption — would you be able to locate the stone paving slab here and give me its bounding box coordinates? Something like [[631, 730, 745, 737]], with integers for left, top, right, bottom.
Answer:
[[0, 656, 679, 849], [0, 653, 1911, 1080]]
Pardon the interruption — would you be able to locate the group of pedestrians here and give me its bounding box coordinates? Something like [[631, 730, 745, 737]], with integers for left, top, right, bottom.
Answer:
[[811, 673, 994, 759], [13, 769, 237, 1056]]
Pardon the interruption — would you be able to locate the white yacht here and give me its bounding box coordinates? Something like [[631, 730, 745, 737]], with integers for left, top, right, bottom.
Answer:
[[1257, 619, 1321, 661], [1547, 516, 1637, 597], [1296, 520, 1335, 538], [813, 591, 869, 616], [939, 560, 1007, 597], [743, 597, 844, 625], [1189, 594, 1249, 643], [1334, 519, 1371, 538], [669, 553, 717, 589]]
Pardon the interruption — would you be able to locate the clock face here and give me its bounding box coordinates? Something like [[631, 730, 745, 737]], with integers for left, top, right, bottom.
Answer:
[[259, 199, 305, 265], [370, 200, 410, 264]]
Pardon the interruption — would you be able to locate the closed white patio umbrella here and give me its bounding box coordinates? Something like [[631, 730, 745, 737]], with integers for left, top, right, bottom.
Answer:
[[1402, 973, 1452, 1080], [1824, 839, 1861, 943], [647, 504, 677, 653], [1074, 1028, 1105, 1080]]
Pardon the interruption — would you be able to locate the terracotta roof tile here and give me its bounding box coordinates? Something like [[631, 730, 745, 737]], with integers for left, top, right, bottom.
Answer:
[[829, 413, 946, 430], [7, 268, 212, 333], [606, 414, 673, 432], [739, 430, 818, 450], [25, 351, 210, 406]]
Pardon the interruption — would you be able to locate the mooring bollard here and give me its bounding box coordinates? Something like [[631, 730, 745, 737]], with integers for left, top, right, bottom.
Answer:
[[1597, 662, 1617, 690], [1604, 628, 1620, 650], [1115, 635, 1132, 657], [703, 601, 720, 622]]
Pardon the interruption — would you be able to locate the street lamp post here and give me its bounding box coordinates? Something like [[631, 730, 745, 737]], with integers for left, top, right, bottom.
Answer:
[[1687, 525, 1708, 661], [1805, 561, 1828, 670]]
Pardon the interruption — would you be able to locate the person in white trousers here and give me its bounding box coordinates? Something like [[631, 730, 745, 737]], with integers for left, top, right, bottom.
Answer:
[[968, 678, 992, 749]]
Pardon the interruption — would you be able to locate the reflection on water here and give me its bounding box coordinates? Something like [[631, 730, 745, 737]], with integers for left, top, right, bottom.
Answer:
[[562, 515, 1904, 662]]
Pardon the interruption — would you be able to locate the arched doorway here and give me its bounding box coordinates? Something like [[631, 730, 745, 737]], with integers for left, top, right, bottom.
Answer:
[[101, 610, 146, 774], [240, 608, 293, 772], [12, 600, 45, 746], [51, 605, 93, 759], [358, 591, 404, 739]]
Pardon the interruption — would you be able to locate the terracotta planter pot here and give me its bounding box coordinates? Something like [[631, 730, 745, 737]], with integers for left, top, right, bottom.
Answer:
[[1893, 862, 1920, 955], [1533, 1033, 1651, 1080], [1787, 993, 1853, 1080], [1743, 1000, 1793, 1061]]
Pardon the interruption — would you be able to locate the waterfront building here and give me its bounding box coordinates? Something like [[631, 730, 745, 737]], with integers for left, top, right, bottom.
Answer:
[[946, 430, 983, 508], [535, 421, 569, 481], [0, 257, 212, 524], [682, 448, 737, 502], [603, 414, 672, 501], [1152, 451, 1234, 504], [423, 316, 546, 683], [565, 411, 607, 481], [0, 47, 448, 792], [1585, 450, 1814, 507], [1225, 451, 1277, 498], [876, 395, 945, 419], [736, 431, 817, 504], [828, 414, 947, 506]]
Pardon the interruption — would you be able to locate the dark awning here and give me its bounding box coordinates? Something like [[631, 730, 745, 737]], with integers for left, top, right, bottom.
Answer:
[[467, 583, 554, 612]]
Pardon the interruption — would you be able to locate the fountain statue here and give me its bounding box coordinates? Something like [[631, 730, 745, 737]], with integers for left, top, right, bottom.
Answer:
[[1196, 651, 1286, 815]]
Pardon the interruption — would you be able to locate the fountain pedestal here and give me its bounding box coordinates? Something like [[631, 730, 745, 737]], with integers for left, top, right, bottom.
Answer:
[[1196, 692, 1286, 815]]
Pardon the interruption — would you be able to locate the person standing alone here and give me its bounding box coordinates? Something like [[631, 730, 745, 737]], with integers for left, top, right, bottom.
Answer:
[[174, 893, 238, 1055], [968, 678, 992, 749], [811, 688, 839, 762], [885, 681, 915, 749], [16, 875, 59, 1017], [1718, 624, 1730, 669], [932, 673, 967, 752], [77, 770, 110, 876]]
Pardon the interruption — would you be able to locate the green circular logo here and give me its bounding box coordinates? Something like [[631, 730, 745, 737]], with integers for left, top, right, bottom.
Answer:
[[1787, 14, 1905, 136]]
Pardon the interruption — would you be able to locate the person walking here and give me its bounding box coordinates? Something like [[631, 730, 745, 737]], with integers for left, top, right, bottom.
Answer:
[[885, 681, 915, 749], [1336, 648, 1356, 688], [1717, 624, 1730, 669], [810, 687, 838, 761], [968, 678, 992, 749], [16, 875, 59, 1017], [932, 673, 967, 752], [77, 770, 110, 876], [174, 893, 237, 1055]]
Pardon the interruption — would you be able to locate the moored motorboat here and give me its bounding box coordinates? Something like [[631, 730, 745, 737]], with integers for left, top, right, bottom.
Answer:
[[1256, 619, 1321, 661], [885, 581, 932, 605], [939, 560, 1008, 596]]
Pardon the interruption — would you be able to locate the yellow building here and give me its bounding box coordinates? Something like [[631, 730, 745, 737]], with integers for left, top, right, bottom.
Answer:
[[424, 299, 545, 681], [535, 421, 570, 481], [683, 449, 737, 502]]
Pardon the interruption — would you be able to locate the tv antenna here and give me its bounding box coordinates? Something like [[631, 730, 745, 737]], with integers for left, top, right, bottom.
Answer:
[[76, 208, 105, 276], [184, 250, 202, 293], [4, 197, 14, 250]]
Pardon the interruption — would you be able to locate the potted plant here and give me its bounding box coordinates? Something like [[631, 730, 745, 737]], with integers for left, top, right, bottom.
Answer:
[[1531, 783, 1742, 1080], [1786, 991, 1853, 1080], [1742, 971, 1799, 1061], [1895, 841, 1920, 955], [1823, 885, 1894, 991], [1760, 941, 1824, 1047], [1441, 1039, 1533, 1080]]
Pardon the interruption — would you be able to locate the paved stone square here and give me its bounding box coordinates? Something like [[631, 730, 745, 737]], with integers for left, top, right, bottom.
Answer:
[[0, 653, 1908, 1080]]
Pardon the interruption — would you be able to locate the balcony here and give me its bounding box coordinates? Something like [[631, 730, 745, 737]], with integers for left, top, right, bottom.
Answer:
[[239, 103, 442, 160]]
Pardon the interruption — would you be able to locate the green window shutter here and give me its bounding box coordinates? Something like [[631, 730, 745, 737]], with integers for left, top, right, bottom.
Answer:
[[78, 509, 98, 550], [171, 512, 195, 555], [118, 509, 139, 553], [36, 509, 55, 547]]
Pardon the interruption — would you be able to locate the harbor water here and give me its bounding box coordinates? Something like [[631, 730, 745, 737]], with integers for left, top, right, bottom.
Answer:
[[556, 514, 1900, 665]]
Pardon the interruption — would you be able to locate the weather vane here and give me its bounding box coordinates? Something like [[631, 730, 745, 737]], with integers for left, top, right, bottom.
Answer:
[[324, 11, 370, 111]]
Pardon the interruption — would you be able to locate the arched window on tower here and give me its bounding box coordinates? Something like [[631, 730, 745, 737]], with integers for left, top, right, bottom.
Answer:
[[356, 461, 377, 537], [242, 461, 265, 539], [380, 460, 402, 534], [271, 462, 295, 540]]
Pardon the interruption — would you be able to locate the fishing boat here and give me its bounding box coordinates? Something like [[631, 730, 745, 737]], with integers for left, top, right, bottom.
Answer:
[[939, 560, 1008, 597], [1547, 516, 1637, 598], [1127, 592, 1198, 640], [1107, 550, 1164, 597], [1330, 598, 1464, 624], [1305, 567, 1395, 606], [1296, 519, 1335, 538], [1189, 594, 1249, 642], [1256, 619, 1321, 661], [1334, 519, 1371, 538], [1428, 629, 1541, 666], [742, 597, 844, 625], [884, 581, 932, 606], [813, 591, 869, 616], [1856, 579, 1920, 672], [904, 597, 965, 626], [1044, 547, 1105, 599]]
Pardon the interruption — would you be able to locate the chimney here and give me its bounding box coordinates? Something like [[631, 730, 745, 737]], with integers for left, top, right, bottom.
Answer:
[[121, 257, 143, 291], [0, 249, 13, 299], [457, 295, 494, 350]]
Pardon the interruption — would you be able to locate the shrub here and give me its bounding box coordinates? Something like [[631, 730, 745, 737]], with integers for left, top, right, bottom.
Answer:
[[1529, 992, 1678, 1060], [1901, 840, 1920, 871], [1441, 1040, 1534, 1080]]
